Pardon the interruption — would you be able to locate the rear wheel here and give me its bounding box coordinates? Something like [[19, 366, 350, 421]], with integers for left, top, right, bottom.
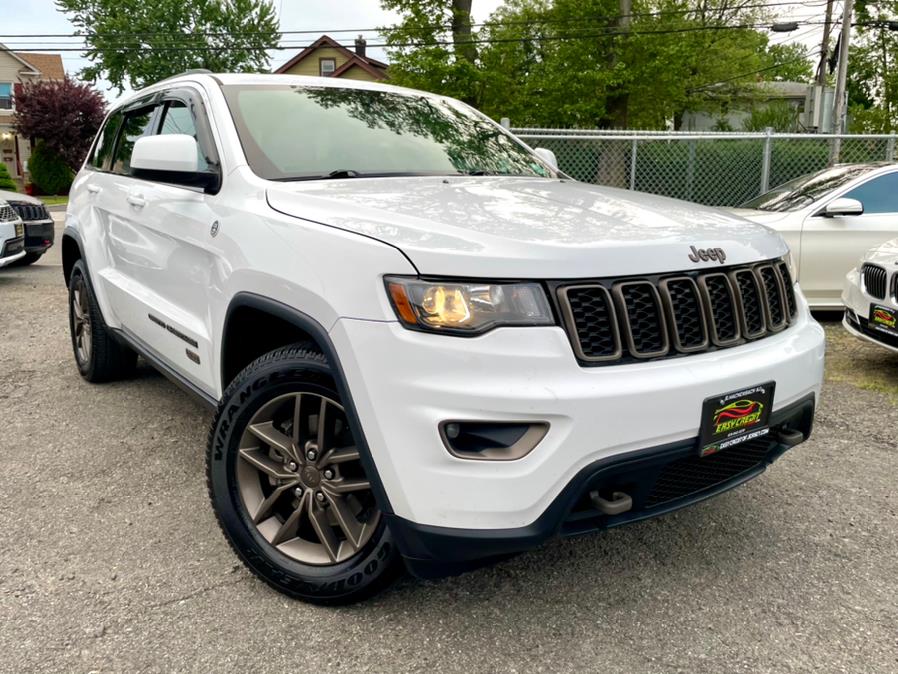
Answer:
[[68, 260, 136, 382], [207, 345, 401, 603]]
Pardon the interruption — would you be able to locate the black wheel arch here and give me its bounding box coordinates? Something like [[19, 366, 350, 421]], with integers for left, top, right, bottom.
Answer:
[[61, 227, 86, 288], [221, 292, 395, 515]]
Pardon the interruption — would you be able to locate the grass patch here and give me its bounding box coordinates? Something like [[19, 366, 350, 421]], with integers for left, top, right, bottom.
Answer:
[[39, 195, 69, 206], [822, 320, 898, 400]]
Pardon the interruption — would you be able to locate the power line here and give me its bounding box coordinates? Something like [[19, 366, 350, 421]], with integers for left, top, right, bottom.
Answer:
[[690, 48, 822, 92], [0, 0, 830, 40], [1, 20, 830, 54]]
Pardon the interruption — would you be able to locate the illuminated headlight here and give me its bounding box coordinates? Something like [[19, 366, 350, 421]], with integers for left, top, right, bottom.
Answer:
[[385, 276, 554, 334]]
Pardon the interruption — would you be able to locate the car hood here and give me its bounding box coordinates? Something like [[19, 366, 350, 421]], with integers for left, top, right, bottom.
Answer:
[[267, 176, 788, 278], [0, 189, 42, 206], [725, 208, 794, 228], [863, 237, 898, 266]]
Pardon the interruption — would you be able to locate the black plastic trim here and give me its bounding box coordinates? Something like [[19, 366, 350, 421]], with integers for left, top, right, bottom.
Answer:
[[390, 393, 816, 579], [222, 292, 394, 515]]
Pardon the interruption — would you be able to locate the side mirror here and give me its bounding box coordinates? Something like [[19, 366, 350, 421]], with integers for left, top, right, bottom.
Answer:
[[130, 134, 220, 193], [132, 134, 199, 173], [533, 147, 558, 171], [824, 197, 864, 217]]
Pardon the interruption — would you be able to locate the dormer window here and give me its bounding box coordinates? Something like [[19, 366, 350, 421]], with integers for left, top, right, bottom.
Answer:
[[319, 58, 336, 77]]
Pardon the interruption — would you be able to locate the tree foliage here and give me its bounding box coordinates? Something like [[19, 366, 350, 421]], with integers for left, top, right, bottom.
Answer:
[[0, 164, 16, 192], [846, 0, 898, 132], [382, 0, 816, 129], [29, 141, 75, 195], [13, 77, 106, 170], [55, 0, 280, 92]]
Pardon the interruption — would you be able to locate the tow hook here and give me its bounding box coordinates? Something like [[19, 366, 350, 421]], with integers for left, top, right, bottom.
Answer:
[[776, 427, 805, 447], [590, 490, 633, 516]]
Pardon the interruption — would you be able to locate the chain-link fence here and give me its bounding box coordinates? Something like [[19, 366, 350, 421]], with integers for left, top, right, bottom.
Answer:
[[512, 128, 898, 207]]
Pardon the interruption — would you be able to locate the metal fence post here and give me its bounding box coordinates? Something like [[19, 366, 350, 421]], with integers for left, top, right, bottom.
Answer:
[[500, 117, 511, 129], [629, 139, 638, 190], [760, 127, 773, 196], [686, 140, 696, 201], [887, 134, 896, 161]]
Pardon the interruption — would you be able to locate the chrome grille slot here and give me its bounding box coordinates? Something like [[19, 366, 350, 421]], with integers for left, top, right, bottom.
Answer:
[[557, 285, 622, 362], [699, 273, 741, 346], [730, 269, 767, 339], [776, 262, 798, 319], [659, 277, 708, 352], [757, 264, 787, 331], [614, 281, 669, 358], [862, 263, 887, 300]]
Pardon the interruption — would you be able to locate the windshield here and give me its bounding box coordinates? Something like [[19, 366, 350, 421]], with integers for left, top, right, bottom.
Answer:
[[222, 85, 556, 181], [739, 165, 876, 212]]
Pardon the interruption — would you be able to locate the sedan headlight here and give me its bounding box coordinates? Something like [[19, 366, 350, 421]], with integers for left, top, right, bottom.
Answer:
[[385, 276, 554, 334]]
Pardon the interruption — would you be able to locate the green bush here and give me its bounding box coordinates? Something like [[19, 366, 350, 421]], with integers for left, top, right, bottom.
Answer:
[[0, 163, 15, 191], [29, 141, 74, 195]]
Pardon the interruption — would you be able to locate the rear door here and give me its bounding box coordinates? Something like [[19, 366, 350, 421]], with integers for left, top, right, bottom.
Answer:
[[799, 171, 898, 307], [98, 88, 222, 394]]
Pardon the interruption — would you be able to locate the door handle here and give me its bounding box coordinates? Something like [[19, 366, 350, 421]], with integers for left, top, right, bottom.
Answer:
[[127, 194, 147, 209], [87, 184, 101, 194]]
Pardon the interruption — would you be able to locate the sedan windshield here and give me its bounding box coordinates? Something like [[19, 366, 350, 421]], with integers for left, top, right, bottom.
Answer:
[[222, 85, 556, 181], [739, 165, 876, 212]]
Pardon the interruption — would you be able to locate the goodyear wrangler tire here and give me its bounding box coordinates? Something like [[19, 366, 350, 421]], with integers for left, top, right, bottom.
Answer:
[[207, 344, 401, 604]]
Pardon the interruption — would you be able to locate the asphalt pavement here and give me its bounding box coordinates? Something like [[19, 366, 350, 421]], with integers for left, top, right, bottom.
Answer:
[[1, 214, 897, 673]]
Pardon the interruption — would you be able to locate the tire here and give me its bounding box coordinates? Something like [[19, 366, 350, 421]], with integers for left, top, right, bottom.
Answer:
[[68, 260, 137, 382], [207, 344, 402, 604], [12, 252, 43, 266]]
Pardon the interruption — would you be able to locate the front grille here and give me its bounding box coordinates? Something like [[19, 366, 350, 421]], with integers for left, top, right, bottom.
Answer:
[[862, 263, 887, 300], [645, 438, 771, 508], [0, 204, 16, 223], [892, 274, 898, 303], [556, 258, 797, 365], [9, 202, 50, 223]]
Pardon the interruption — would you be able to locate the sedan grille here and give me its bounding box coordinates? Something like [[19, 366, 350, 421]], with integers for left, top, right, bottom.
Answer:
[[9, 202, 50, 223], [862, 263, 888, 300], [556, 258, 798, 365]]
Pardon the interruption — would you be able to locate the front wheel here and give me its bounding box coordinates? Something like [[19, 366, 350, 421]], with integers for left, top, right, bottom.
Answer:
[[207, 344, 401, 604]]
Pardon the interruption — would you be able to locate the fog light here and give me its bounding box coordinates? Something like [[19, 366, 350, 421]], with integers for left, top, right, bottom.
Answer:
[[439, 421, 548, 461]]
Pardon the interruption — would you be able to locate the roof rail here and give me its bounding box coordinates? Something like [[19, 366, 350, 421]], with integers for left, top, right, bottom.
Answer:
[[152, 69, 215, 85]]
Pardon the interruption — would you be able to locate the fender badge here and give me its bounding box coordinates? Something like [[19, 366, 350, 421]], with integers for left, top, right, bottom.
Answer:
[[210, 220, 220, 237], [688, 245, 726, 264]]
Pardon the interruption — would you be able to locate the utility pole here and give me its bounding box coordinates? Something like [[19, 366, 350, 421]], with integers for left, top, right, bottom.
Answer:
[[816, 0, 835, 86], [831, 0, 854, 163]]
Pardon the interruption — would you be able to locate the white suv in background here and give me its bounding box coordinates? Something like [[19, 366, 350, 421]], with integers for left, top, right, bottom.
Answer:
[[0, 200, 26, 268], [64, 72, 825, 603]]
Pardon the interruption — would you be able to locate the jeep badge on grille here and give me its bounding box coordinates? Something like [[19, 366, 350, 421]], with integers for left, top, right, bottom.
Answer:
[[688, 246, 726, 264]]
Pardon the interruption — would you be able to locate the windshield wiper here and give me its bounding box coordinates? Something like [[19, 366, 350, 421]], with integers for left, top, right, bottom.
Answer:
[[326, 169, 361, 179]]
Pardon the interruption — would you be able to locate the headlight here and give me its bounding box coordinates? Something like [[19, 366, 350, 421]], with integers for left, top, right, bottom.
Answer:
[[385, 276, 554, 334]]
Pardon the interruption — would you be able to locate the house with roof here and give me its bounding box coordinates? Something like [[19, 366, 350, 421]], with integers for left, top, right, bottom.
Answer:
[[274, 35, 388, 81], [0, 45, 65, 188]]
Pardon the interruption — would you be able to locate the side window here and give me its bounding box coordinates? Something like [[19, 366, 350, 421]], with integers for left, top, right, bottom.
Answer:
[[89, 112, 123, 170], [158, 101, 208, 171], [843, 173, 898, 214], [111, 105, 157, 175]]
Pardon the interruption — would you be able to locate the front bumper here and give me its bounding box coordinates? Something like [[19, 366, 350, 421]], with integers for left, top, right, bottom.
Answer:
[[0, 236, 26, 268], [842, 268, 898, 353], [332, 289, 825, 534], [23, 219, 55, 253], [390, 394, 815, 578]]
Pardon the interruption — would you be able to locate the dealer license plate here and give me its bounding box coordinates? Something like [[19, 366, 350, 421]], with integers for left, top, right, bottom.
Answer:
[[870, 304, 898, 336], [698, 382, 775, 457]]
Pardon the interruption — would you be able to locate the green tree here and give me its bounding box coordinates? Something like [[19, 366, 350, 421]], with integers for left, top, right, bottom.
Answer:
[[383, 0, 788, 130], [846, 1, 898, 132], [0, 164, 16, 192], [29, 141, 75, 195], [56, 0, 280, 92], [760, 42, 813, 82]]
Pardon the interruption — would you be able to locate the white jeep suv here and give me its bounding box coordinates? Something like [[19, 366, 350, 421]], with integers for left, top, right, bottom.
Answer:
[[64, 72, 825, 603]]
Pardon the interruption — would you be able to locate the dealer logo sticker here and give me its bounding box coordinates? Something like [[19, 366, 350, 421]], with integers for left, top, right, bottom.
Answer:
[[712, 399, 764, 435], [872, 307, 896, 328]]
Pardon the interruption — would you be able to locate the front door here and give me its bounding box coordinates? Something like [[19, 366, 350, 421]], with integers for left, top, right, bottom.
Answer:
[[99, 93, 220, 393]]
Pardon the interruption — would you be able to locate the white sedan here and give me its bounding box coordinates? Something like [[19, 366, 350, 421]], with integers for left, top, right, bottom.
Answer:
[[730, 162, 898, 309]]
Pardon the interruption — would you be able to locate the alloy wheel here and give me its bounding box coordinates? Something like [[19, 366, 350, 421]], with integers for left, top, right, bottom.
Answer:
[[236, 392, 380, 565], [72, 276, 92, 366]]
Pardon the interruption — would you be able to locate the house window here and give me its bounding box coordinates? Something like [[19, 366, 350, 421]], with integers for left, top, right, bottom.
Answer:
[[0, 84, 12, 110], [319, 58, 336, 77]]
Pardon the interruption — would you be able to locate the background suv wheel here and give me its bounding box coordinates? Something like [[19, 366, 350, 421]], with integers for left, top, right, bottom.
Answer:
[[207, 344, 401, 604]]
